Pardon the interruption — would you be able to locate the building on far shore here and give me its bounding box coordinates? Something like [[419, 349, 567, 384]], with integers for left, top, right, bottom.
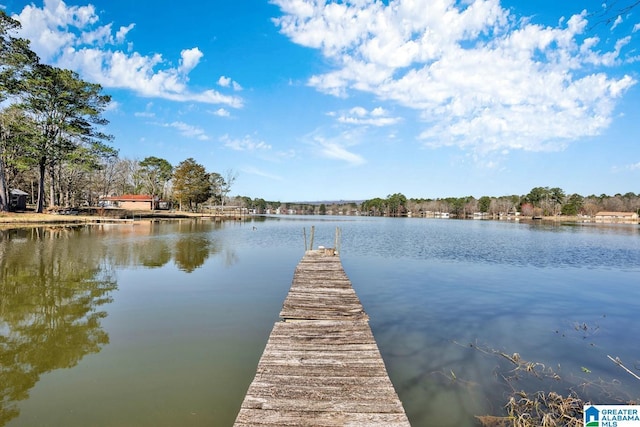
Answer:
[[594, 211, 639, 223], [99, 194, 162, 211]]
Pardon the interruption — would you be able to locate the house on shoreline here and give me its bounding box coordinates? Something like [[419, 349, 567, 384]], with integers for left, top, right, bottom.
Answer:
[[99, 195, 165, 211], [594, 211, 639, 223]]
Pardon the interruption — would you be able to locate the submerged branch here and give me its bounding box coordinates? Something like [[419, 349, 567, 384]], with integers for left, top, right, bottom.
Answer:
[[607, 355, 640, 381]]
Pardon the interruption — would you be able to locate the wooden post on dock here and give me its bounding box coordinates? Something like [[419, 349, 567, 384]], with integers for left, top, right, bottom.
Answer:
[[233, 248, 411, 427], [303, 227, 308, 251], [309, 225, 315, 252]]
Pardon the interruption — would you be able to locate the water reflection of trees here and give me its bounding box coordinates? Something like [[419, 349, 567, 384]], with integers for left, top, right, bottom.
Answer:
[[94, 220, 225, 272], [0, 227, 117, 426], [0, 220, 229, 424], [173, 220, 222, 272]]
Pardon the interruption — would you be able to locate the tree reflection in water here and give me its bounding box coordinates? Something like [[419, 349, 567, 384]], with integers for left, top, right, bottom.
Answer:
[[173, 220, 219, 272], [0, 227, 117, 426], [0, 220, 228, 425]]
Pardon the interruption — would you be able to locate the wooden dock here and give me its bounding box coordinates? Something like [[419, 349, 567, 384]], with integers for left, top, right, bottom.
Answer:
[[233, 249, 411, 427]]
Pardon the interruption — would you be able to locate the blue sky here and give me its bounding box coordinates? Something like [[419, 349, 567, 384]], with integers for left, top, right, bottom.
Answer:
[[4, 0, 640, 201]]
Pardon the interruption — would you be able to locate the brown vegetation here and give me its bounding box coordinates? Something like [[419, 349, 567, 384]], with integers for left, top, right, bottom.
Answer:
[[457, 340, 640, 427], [477, 391, 584, 427]]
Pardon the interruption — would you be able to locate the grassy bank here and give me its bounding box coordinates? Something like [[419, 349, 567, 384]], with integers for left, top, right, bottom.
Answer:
[[0, 212, 97, 224]]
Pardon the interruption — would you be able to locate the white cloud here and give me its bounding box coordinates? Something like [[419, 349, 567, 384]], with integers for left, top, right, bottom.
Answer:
[[334, 106, 402, 126], [178, 48, 203, 74], [221, 134, 272, 151], [210, 108, 231, 117], [161, 121, 210, 141], [105, 100, 119, 111], [134, 102, 155, 118], [618, 161, 640, 171], [218, 75, 243, 91], [273, 0, 637, 153], [634, 23, 640, 33], [218, 76, 232, 87], [315, 138, 365, 166], [371, 107, 386, 117], [115, 23, 134, 43], [13, 0, 243, 107], [305, 126, 368, 166], [80, 21, 113, 46], [308, 129, 366, 166], [242, 166, 283, 181], [611, 15, 623, 30], [276, 149, 297, 160]]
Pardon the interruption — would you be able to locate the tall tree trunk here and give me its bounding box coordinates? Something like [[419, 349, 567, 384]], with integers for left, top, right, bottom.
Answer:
[[0, 157, 8, 212], [36, 159, 46, 213]]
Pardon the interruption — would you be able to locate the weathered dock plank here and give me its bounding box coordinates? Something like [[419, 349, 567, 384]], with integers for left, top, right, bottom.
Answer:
[[234, 410, 411, 427], [233, 250, 411, 427]]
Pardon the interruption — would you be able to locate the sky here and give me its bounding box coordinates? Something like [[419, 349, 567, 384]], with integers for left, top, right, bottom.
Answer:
[[3, 0, 640, 202]]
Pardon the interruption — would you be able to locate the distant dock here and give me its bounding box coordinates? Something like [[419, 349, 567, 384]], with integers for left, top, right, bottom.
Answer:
[[233, 246, 411, 426]]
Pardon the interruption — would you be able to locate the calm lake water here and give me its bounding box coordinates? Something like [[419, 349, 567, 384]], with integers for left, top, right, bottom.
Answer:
[[1, 216, 639, 427]]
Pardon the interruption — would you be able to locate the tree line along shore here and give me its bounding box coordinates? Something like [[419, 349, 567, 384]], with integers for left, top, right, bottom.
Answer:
[[2, 185, 639, 226], [237, 187, 639, 222]]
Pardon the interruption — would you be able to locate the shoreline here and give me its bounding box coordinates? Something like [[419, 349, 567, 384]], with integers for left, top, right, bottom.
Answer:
[[0, 211, 247, 229], [2, 212, 637, 228]]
